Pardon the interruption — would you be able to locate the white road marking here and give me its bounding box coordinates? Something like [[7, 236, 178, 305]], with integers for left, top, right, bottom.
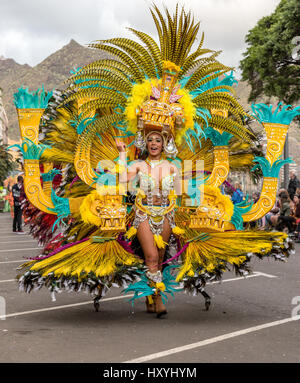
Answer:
[[124, 315, 300, 363], [254, 271, 278, 278], [0, 240, 37, 244], [0, 294, 134, 319], [172, 271, 277, 290], [0, 232, 23, 234], [0, 235, 31, 239], [0, 279, 15, 283], [0, 260, 28, 264], [208, 271, 277, 284], [0, 248, 39, 253]]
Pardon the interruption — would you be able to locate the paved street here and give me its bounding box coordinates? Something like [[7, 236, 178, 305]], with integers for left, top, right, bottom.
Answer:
[[0, 211, 300, 363]]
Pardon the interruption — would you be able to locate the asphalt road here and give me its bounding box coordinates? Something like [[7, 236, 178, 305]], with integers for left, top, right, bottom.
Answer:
[[0, 212, 300, 364]]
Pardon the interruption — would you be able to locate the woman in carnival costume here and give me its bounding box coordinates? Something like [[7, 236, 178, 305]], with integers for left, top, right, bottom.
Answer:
[[115, 112, 184, 316], [15, 5, 298, 318]]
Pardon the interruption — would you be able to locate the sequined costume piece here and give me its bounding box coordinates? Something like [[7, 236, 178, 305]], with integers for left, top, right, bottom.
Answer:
[[132, 166, 177, 237]]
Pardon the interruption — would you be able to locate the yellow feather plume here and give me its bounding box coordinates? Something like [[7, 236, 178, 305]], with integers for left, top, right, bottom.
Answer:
[[28, 239, 141, 279], [175, 87, 196, 146], [125, 226, 137, 239], [200, 185, 234, 220], [124, 79, 158, 134], [154, 234, 168, 249], [172, 226, 185, 235], [80, 191, 102, 226], [176, 230, 288, 281]]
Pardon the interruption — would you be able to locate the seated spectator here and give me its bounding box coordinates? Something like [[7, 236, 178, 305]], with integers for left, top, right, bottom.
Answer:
[[263, 190, 283, 229], [293, 194, 300, 242], [275, 191, 295, 233], [264, 205, 280, 229]]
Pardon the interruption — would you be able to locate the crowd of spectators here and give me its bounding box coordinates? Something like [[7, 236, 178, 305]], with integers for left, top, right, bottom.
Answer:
[[263, 188, 299, 235], [228, 172, 300, 242]]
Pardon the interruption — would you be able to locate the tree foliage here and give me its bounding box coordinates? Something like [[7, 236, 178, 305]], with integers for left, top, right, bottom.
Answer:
[[0, 141, 18, 185], [240, 0, 300, 105]]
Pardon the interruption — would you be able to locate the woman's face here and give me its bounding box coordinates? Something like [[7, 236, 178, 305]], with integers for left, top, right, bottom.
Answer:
[[146, 133, 163, 157]]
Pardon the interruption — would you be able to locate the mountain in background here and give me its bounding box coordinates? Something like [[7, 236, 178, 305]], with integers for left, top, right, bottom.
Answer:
[[0, 39, 112, 139], [0, 38, 299, 169]]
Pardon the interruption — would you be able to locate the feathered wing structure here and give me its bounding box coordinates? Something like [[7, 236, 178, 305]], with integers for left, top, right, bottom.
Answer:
[[15, 4, 297, 309], [62, 5, 254, 145]]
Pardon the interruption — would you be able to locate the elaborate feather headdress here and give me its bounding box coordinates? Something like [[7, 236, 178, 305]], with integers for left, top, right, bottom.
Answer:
[[63, 4, 254, 159]]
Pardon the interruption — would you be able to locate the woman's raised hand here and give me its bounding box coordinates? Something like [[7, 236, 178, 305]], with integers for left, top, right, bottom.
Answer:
[[115, 139, 126, 153]]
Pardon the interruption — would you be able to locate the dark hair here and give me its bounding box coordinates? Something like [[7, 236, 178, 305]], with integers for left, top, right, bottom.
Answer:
[[138, 149, 149, 160], [17, 175, 23, 182], [279, 190, 289, 199], [280, 194, 289, 202]]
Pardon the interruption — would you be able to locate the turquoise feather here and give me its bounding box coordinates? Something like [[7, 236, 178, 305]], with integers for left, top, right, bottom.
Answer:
[[8, 139, 50, 160], [205, 126, 232, 146], [123, 265, 182, 306], [49, 189, 71, 232], [231, 197, 253, 230], [13, 85, 53, 109], [69, 114, 97, 135], [251, 156, 294, 178], [251, 103, 300, 125], [41, 169, 61, 182], [93, 162, 118, 187], [188, 175, 207, 205], [191, 70, 237, 96]]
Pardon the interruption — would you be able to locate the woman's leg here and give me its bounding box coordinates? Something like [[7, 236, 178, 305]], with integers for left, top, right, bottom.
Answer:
[[137, 219, 159, 273], [156, 218, 171, 316], [137, 220, 158, 313], [137, 217, 171, 317], [158, 217, 172, 267], [137, 217, 172, 271]]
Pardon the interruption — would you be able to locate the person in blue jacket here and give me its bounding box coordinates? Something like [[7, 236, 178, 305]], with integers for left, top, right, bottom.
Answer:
[[231, 182, 244, 204]]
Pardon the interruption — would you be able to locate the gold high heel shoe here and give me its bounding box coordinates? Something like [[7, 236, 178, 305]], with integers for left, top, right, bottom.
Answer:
[[146, 270, 167, 318]]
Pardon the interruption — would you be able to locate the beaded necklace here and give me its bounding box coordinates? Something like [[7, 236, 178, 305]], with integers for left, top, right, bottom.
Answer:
[[145, 157, 164, 169]]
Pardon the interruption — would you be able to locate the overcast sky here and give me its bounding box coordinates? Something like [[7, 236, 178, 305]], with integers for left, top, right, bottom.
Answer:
[[0, 0, 281, 77]]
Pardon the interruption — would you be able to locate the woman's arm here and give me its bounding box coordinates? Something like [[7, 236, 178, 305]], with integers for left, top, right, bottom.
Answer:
[[116, 139, 139, 183]]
